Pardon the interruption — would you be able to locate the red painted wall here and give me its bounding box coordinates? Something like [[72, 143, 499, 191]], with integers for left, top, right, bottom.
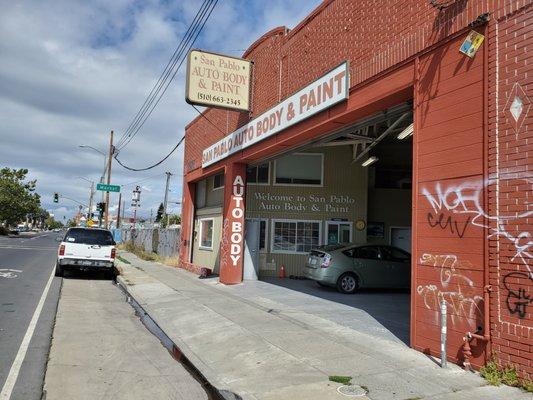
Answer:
[[412, 33, 487, 367], [181, 0, 533, 377]]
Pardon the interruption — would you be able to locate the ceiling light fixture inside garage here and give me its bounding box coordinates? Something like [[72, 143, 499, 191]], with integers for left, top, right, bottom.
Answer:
[[361, 156, 378, 167], [397, 123, 414, 140]]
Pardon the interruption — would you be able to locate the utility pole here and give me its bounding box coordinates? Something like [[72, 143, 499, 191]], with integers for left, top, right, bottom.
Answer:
[[88, 181, 94, 223], [162, 172, 172, 226], [104, 130, 114, 229], [116, 192, 122, 229]]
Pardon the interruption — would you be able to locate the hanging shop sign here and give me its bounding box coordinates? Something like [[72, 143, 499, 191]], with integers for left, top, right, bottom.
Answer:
[[202, 61, 349, 168], [186, 49, 252, 112]]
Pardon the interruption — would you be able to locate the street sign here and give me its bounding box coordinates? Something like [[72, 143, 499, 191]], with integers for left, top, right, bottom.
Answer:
[[96, 183, 120, 193]]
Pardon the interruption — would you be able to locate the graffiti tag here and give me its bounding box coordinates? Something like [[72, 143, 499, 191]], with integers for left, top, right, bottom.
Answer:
[[503, 272, 532, 319], [417, 253, 483, 327], [427, 213, 471, 238]]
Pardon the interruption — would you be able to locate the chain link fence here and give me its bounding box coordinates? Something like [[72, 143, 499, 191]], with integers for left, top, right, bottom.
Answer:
[[113, 227, 181, 258]]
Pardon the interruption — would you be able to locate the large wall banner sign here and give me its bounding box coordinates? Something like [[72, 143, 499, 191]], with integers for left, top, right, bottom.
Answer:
[[202, 61, 349, 168], [186, 49, 252, 112]]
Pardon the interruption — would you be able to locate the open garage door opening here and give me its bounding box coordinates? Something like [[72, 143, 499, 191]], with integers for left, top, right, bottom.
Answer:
[[243, 102, 414, 345]]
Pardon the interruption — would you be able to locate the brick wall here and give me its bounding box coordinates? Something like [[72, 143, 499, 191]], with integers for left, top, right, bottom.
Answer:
[[487, 2, 532, 380], [185, 0, 529, 171], [183, 0, 533, 376]]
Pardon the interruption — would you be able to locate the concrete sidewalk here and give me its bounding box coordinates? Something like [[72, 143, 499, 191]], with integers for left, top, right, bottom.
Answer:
[[116, 251, 530, 400], [43, 277, 208, 400]]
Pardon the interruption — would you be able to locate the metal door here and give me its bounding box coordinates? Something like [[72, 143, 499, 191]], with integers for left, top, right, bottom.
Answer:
[[243, 219, 260, 280], [390, 227, 411, 253]]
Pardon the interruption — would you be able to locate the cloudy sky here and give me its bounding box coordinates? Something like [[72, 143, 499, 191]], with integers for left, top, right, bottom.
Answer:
[[0, 0, 320, 222]]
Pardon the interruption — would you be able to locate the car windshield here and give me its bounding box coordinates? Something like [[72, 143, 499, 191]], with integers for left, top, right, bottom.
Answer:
[[64, 229, 114, 245]]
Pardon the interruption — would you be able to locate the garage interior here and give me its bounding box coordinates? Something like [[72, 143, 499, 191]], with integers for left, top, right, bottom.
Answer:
[[245, 101, 415, 344]]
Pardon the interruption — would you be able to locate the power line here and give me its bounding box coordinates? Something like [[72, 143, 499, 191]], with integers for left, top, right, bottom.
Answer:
[[117, 3, 216, 152], [191, 104, 227, 137], [116, 0, 218, 152], [116, 0, 212, 149], [120, 172, 168, 188], [114, 136, 185, 172]]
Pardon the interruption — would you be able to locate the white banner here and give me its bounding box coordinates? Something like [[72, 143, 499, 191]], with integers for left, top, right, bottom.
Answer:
[[202, 62, 349, 168]]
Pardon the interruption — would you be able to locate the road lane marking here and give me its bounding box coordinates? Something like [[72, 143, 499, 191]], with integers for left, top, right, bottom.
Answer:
[[0, 269, 22, 279], [0, 265, 55, 400], [0, 246, 56, 251]]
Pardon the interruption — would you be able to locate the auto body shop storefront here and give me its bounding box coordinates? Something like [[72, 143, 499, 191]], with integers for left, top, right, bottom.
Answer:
[[180, 1, 532, 377]]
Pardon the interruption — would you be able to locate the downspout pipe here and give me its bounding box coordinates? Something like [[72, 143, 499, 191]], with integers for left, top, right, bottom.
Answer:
[[462, 285, 492, 371]]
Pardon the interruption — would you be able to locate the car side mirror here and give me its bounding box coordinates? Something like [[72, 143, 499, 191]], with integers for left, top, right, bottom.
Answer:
[[55, 236, 63, 242]]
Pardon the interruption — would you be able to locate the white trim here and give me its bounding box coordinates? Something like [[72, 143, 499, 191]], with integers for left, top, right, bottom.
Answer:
[[246, 162, 271, 186], [325, 220, 353, 245], [270, 218, 322, 254], [273, 153, 324, 187], [198, 217, 215, 250]]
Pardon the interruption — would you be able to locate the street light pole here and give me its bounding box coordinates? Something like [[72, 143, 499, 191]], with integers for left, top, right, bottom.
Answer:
[[104, 130, 114, 229], [88, 181, 94, 223], [78, 145, 108, 205], [76, 177, 95, 223]]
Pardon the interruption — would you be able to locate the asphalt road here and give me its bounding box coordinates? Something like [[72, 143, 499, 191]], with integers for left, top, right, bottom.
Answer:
[[0, 232, 62, 400]]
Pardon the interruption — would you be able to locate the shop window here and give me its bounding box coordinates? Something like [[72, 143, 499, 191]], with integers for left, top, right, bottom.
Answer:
[[272, 220, 321, 253], [259, 219, 267, 251], [199, 218, 214, 250], [195, 179, 206, 208], [326, 221, 352, 245], [213, 173, 224, 190], [246, 163, 269, 184], [274, 153, 323, 186]]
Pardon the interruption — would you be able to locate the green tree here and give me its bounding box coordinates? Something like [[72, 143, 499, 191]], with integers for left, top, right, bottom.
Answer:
[[45, 215, 64, 229], [167, 214, 181, 226], [0, 168, 41, 227], [155, 203, 164, 222], [161, 214, 181, 228]]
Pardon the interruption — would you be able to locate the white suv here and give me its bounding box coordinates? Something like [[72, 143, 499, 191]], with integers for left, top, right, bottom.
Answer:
[[56, 227, 116, 278]]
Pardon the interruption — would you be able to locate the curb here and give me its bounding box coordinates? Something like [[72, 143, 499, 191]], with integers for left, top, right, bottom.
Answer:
[[115, 268, 244, 400]]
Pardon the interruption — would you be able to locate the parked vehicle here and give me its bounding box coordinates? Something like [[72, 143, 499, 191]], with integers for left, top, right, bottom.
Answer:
[[304, 244, 411, 294], [56, 227, 116, 278]]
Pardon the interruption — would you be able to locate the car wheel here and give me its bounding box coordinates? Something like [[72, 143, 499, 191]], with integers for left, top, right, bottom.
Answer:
[[107, 269, 117, 281], [336, 273, 359, 294], [54, 262, 63, 277]]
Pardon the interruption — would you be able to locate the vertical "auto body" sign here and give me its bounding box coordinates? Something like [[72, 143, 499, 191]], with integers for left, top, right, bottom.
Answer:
[[220, 164, 246, 284]]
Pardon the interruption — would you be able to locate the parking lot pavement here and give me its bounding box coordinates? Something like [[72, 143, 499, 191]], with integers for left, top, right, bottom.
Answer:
[[43, 277, 208, 400]]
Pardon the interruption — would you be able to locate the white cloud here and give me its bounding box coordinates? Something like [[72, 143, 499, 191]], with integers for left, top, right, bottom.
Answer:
[[0, 0, 321, 222]]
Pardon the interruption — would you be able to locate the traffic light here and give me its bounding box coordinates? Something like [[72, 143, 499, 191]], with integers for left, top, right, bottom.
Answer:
[[97, 202, 106, 214], [53, 193, 59, 203]]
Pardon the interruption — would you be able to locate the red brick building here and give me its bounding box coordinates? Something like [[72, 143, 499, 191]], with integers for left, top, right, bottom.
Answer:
[[181, 0, 532, 377]]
